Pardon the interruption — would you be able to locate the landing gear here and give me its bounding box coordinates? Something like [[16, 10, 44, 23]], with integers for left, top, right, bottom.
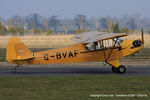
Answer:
[[112, 65, 126, 73], [12, 65, 19, 73], [12, 68, 16, 72], [118, 65, 126, 73], [112, 67, 118, 73]]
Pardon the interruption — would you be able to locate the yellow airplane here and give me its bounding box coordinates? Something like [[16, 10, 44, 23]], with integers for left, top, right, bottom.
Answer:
[[6, 30, 144, 73]]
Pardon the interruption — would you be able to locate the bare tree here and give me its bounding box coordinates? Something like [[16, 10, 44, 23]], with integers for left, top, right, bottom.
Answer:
[[49, 16, 60, 34], [75, 14, 87, 30], [64, 19, 70, 34], [96, 18, 100, 31], [44, 19, 50, 31]]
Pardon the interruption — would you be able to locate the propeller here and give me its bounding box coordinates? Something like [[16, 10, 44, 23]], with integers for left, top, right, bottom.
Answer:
[[131, 28, 144, 57], [141, 27, 144, 45]]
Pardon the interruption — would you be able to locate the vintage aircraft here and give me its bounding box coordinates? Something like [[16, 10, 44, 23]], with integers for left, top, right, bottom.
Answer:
[[6, 30, 144, 73]]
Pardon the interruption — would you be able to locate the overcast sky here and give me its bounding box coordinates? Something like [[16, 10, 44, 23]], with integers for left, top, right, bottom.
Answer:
[[0, 0, 150, 19]]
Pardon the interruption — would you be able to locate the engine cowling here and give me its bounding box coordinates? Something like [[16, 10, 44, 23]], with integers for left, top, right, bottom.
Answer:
[[132, 40, 142, 47]]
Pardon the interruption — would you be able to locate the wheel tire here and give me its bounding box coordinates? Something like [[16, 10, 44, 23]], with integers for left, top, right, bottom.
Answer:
[[12, 69, 16, 73], [118, 65, 126, 73], [112, 67, 118, 73]]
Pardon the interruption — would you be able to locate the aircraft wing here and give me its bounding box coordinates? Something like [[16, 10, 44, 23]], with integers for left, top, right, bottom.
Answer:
[[72, 31, 127, 43]]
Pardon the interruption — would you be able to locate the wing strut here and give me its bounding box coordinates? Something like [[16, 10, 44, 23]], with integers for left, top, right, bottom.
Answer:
[[100, 40, 107, 61], [105, 38, 119, 62]]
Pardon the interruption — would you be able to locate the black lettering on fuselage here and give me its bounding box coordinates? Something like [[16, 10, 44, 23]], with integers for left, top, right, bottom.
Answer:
[[74, 50, 79, 57], [62, 52, 67, 58], [56, 52, 61, 59], [56, 50, 79, 59], [44, 54, 49, 60], [69, 51, 73, 58]]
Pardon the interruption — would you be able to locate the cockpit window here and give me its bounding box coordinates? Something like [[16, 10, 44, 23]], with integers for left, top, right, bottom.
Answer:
[[85, 42, 101, 50], [85, 38, 123, 51], [103, 39, 114, 48]]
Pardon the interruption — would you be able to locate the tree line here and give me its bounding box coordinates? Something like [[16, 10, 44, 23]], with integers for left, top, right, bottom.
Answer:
[[0, 13, 150, 36]]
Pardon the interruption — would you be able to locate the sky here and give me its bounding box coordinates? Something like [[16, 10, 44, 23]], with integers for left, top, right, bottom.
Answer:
[[0, 0, 150, 19]]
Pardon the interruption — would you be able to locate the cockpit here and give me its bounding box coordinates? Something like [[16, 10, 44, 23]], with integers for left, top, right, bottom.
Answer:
[[85, 38, 124, 51]]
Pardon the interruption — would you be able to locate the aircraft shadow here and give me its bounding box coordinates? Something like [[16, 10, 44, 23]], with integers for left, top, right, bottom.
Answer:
[[5, 67, 114, 76], [3, 66, 149, 76]]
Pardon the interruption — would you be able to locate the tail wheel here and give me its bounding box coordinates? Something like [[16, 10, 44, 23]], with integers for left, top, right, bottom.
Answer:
[[12, 68, 16, 73], [118, 65, 126, 73], [12, 65, 19, 73]]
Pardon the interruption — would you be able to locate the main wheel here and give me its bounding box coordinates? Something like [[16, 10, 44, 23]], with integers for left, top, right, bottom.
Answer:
[[118, 65, 126, 73], [112, 67, 118, 73]]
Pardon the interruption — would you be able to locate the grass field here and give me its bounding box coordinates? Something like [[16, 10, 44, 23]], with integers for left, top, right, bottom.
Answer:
[[0, 34, 150, 48], [0, 75, 149, 100], [0, 35, 76, 48]]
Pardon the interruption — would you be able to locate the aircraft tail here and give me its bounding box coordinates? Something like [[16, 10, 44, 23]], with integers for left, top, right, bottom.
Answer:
[[6, 37, 33, 62]]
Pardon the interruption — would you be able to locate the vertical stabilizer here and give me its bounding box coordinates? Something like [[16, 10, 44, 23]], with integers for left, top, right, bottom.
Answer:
[[6, 37, 33, 62]]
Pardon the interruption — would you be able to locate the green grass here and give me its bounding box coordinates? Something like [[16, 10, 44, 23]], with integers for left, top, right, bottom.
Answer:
[[0, 75, 150, 100]]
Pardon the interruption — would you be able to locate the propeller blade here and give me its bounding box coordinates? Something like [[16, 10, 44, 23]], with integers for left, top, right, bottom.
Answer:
[[141, 28, 144, 44]]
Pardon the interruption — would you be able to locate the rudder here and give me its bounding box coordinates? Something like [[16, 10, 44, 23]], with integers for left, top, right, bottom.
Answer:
[[6, 37, 33, 63]]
